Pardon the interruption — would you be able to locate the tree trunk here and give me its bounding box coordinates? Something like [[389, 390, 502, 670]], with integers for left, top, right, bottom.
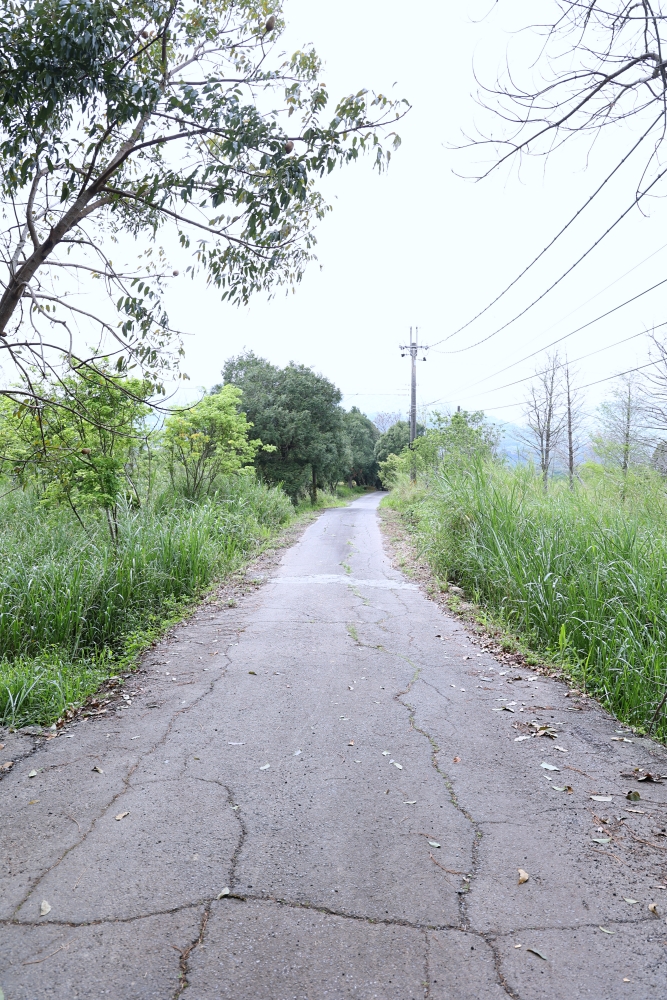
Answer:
[[310, 466, 317, 505], [566, 368, 574, 489]]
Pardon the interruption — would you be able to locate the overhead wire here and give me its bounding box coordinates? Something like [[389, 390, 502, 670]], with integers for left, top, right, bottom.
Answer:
[[428, 239, 667, 385], [431, 117, 660, 348], [474, 358, 663, 415]]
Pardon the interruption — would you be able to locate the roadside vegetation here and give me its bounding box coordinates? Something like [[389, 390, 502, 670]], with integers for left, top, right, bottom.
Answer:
[[382, 357, 667, 743], [0, 361, 378, 729]]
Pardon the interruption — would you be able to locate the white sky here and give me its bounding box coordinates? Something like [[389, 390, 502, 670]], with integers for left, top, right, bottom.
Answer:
[[160, 1, 667, 426]]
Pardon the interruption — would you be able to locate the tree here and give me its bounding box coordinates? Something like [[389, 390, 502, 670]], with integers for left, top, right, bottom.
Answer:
[[561, 358, 584, 489], [453, 4, 667, 345], [592, 373, 652, 478], [219, 351, 350, 502], [377, 409, 498, 487], [374, 420, 424, 464], [373, 411, 403, 434], [0, 366, 151, 538], [0, 1, 406, 403], [415, 409, 500, 470], [471, 3, 667, 194], [343, 407, 379, 486], [521, 353, 566, 489], [163, 385, 263, 499]]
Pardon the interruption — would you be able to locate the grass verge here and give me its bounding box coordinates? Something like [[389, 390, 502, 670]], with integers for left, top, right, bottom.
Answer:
[[0, 479, 350, 729], [383, 464, 667, 743]]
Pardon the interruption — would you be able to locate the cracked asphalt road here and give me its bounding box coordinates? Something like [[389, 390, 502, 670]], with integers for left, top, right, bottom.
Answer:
[[2, 492, 667, 998]]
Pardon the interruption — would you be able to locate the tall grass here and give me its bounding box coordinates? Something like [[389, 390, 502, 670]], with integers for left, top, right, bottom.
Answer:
[[0, 476, 293, 726], [388, 463, 667, 740]]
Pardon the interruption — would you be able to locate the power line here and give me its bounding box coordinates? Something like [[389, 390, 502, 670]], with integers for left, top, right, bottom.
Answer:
[[451, 322, 666, 402], [422, 277, 667, 407], [429, 156, 667, 355], [429, 238, 667, 379], [476, 358, 662, 415], [432, 119, 658, 347]]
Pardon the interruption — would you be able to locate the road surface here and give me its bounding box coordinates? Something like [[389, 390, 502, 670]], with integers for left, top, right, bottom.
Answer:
[[2, 492, 667, 998]]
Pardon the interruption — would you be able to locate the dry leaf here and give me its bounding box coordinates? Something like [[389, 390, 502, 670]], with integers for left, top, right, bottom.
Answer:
[[39, 900, 51, 916], [428, 840, 441, 848], [514, 735, 530, 743], [404, 800, 416, 804], [453, 756, 461, 763], [591, 795, 612, 802], [114, 811, 129, 821], [623, 898, 638, 904], [540, 762, 560, 771], [1, 761, 14, 772], [217, 887, 230, 899], [526, 947, 547, 960], [393, 762, 403, 769], [259, 764, 270, 770], [649, 902, 659, 915], [599, 926, 614, 934], [28, 769, 37, 777], [518, 868, 530, 884], [348, 740, 354, 746], [91, 765, 103, 774], [626, 790, 641, 801], [592, 837, 612, 844], [381, 751, 390, 756], [248, 670, 256, 675]]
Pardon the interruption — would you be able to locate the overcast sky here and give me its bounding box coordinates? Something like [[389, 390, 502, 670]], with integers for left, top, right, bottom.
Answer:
[[161, 0, 667, 426]]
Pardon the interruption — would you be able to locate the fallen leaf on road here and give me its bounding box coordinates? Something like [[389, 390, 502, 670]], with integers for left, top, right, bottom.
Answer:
[[554, 746, 569, 753], [1, 761, 14, 772], [623, 898, 638, 904], [217, 888, 230, 899], [228, 742, 244, 746], [28, 799, 39, 804], [453, 756, 461, 763], [259, 764, 270, 770], [428, 841, 441, 848], [514, 943, 522, 948], [591, 796, 613, 802], [393, 762, 403, 769], [626, 808, 644, 814], [514, 735, 530, 742], [599, 926, 614, 934], [592, 838, 612, 844], [552, 785, 574, 793], [348, 740, 354, 746], [626, 791, 641, 801], [27, 769, 37, 777], [248, 671, 256, 675], [404, 800, 416, 804], [382, 751, 390, 756], [649, 902, 659, 915], [518, 869, 529, 884], [541, 762, 560, 771], [40, 900, 51, 916], [526, 947, 547, 960], [623, 978, 631, 982], [115, 811, 129, 821], [91, 765, 103, 774], [293, 749, 302, 756], [612, 737, 633, 743]]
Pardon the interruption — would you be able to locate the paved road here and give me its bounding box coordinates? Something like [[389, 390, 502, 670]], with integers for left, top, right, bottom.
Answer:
[[2, 493, 667, 998]]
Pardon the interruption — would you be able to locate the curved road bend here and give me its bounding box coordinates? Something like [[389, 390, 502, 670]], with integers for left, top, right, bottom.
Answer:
[[2, 492, 667, 998]]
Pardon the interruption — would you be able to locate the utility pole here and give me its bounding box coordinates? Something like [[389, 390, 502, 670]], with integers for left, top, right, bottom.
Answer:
[[400, 327, 428, 481]]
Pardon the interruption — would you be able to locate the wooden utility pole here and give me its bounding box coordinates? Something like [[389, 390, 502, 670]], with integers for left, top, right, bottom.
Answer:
[[399, 327, 428, 482]]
